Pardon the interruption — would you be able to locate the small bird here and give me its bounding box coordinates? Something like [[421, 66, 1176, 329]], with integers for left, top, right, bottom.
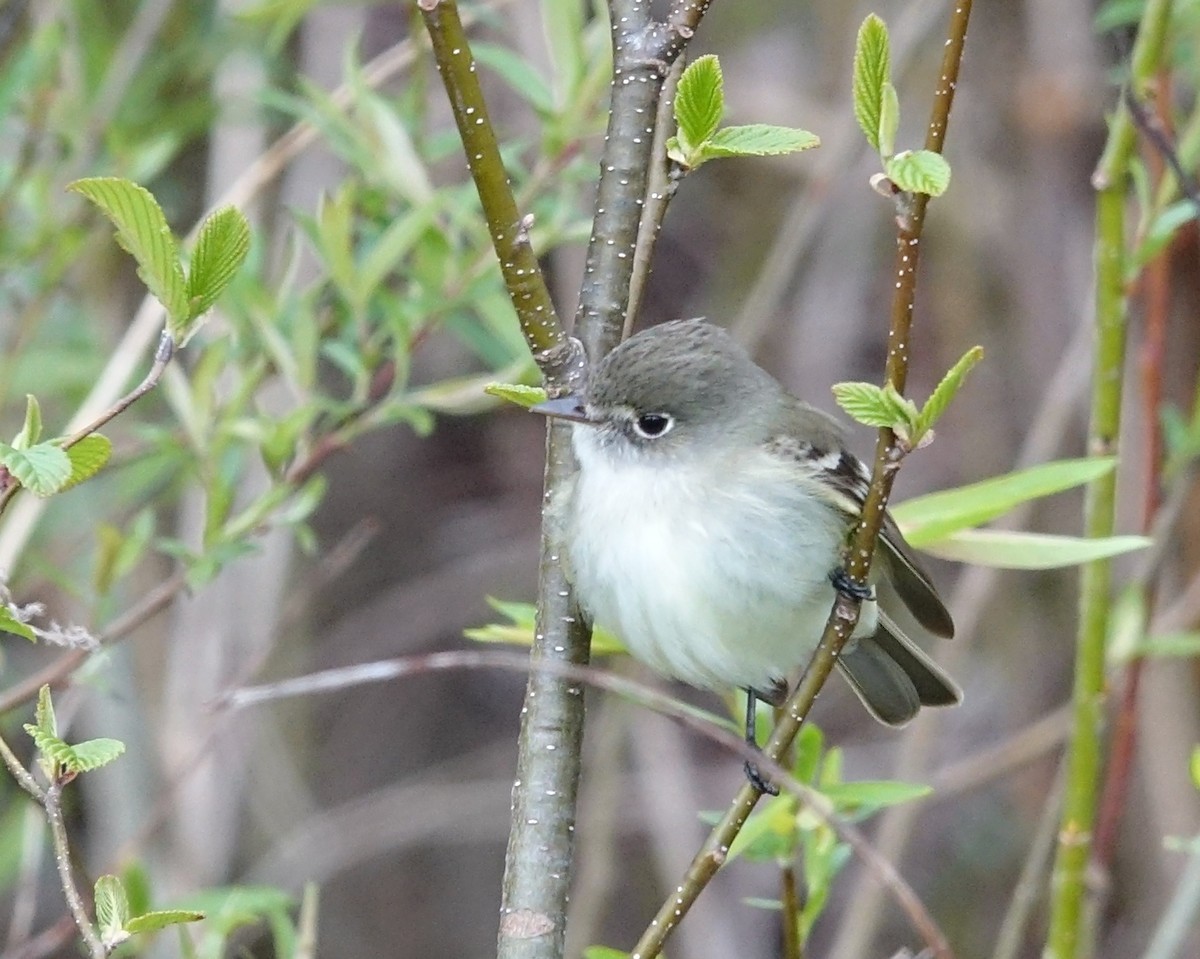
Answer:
[[534, 319, 960, 786]]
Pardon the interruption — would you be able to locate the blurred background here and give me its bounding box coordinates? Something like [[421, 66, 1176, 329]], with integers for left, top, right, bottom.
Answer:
[[1, 1, 1198, 957]]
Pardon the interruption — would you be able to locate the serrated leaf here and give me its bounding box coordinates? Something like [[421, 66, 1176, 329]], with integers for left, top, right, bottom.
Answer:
[[831, 382, 898, 427], [13, 395, 42, 449], [878, 81, 899, 158], [917, 346, 984, 435], [852, 14, 890, 151], [0, 441, 72, 495], [0, 606, 36, 641], [184, 206, 251, 337], [674, 54, 724, 153], [69, 178, 188, 325], [125, 909, 205, 934], [35, 684, 56, 737], [59, 435, 113, 492], [483, 383, 548, 409], [822, 780, 931, 814], [96, 875, 131, 947], [66, 738, 126, 772], [893, 458, 1117, 545], [885, 150, 952, 196], [698, 125, 820, 160], [919, 529, 1150, 569]]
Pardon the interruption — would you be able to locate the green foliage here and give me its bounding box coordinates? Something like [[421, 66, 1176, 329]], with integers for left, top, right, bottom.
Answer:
[[96, 873, 204, 949], [23, 686, 126, 778], [0, 441, 72, 496], [852, 15, 890, 152], [0, 606, 36, 642], [719, 723, 925, 948], [832, 345, 982, 449], [185, 207, 253, 332], [1191, 747, 1200, 792], [918, 529, 1150, 569], [583, 949, 632, 959], [465, 598, 628, 655], [851, 13, 951, 196], [482, 382, 548, 409], [667, 54, 819, 170]]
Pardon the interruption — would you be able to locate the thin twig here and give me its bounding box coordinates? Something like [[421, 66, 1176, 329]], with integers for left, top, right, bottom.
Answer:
[[629, 4, 972, 956], [43, 782, 105, 959], [219, 647, 951, 954], [1046, 3, 1175, 956]]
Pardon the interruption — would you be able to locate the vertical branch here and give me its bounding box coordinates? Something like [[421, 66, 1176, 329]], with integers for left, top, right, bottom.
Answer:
[[419, 3, 709, 958], [1044, 2, 1174, 957], [629, 5, 972, 958]]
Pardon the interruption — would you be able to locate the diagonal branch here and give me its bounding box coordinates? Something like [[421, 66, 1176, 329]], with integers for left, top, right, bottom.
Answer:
[[629, 5, 973, 957]]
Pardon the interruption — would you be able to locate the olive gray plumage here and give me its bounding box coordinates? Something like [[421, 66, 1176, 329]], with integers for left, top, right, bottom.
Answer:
[[535, 318, 960, 730]]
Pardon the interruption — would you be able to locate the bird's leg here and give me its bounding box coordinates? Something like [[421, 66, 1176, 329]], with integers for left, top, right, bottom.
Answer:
[[830, 567, 874, 602], [743, 689, 779, 796]]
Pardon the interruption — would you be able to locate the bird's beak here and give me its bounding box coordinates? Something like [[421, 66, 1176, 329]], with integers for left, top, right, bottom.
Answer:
[[530, 394, 597, 425]]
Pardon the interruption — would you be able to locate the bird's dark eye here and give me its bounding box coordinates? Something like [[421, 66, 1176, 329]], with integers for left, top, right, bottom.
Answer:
[[633, 413, 674, 439]]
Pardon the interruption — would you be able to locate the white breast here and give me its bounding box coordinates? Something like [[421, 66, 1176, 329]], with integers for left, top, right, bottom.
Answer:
[[564, 428, 854, 694]]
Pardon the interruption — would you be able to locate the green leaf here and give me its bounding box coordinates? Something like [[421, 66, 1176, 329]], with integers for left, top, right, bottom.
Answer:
[[1191, 746, 1200, 792], [852, 14, 890, 151], [583, 948, 630, 959], [1106, 584, 1147, 665], [474, 43, 554, 114], [919, 529, 1151, 569], [66, 738, 126, 772], [1131, 199, 1198, 275], [125, 909, 206, 934], [59, 435, 113, 492], [0, 441, 73, 496], [916, 346, 984, 434], [831, 382, 898, 427], [185, 206, 251, 336], [674, 54, 724, 154], [1118, 632, 1200, 662], [465, 598, 627, 655], [96, 875, 131, 948], [34, 684, 56, 738], [831, 381, 916, 431], [483, 383, 548, 409], [885, 150, 952, 196], [12, 395, 43, 449], [893, 458, 1118, 545], [68, 178, 189, 326], [698, 124, 820, 160], [727, 794, 799, 862], [0, 606, 36, 642], [822, 780, 931, 815], [878, 81, 899, 158]]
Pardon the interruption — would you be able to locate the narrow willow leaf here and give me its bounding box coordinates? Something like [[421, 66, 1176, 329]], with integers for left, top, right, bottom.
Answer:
[[1117, 632, 1200, 662], [13, 395, 42, 449], [465, 598, 627, 655], [0, 441, 72, 495], [483, 382, 548, 409], [95, 875, 131, 948], [1131, 199, 1198, 275], [125, 909, 205, 934], [917, 346, 984, 434], [878, 81, 900, 158], [893, 457, 1117, 545], [674, 54, 724, 153], [885, 150, 952, 196], [474, 42, 554, 114], [919, 529, 1150, 569], [727, 794, 799, 862], [822, 780, 931, 814], [0, 606, 36, 642], [66, 737, 126, 772], [582, 948, 631, 959], [69, 178, 189, 325], [852, 14, 890, 151], [59, 435, 113, 491], [831, 382, 898, 427], [184, 206, 251, 336], [699, 124, 820, 159], [1106, 584, 1146, 665], [1191, 746, 1200, 792]]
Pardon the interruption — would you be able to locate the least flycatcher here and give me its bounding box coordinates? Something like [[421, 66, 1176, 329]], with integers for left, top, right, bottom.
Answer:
[[534, 319, 960, 785]]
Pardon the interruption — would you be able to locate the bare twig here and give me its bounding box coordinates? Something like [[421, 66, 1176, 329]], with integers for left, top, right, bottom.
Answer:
[[43, 783, 105, 959], [219, 647, 951, 954]]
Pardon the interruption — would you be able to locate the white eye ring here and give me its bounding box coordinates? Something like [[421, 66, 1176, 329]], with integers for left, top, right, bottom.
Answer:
[[633, 413, 674, 439]]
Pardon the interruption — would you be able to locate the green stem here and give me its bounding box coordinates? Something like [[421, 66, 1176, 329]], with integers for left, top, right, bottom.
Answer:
[[1044, 4, 1174, 957]]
